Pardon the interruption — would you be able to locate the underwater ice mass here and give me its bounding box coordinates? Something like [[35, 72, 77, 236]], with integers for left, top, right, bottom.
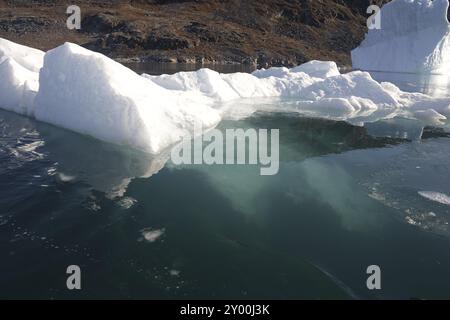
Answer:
[[1, 24, 450, 154]]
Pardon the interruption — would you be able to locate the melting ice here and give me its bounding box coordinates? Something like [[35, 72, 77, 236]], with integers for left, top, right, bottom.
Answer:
[[1, 20, 450, 155]]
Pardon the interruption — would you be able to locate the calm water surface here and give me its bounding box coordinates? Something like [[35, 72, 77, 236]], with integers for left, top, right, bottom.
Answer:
[[1, 67, 450, 299]]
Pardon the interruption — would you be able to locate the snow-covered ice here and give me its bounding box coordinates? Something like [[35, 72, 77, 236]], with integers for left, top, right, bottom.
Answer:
[[0, 37, 44, 72], [34, 42, 220, 154], [0, 38, 43, 116], [140, 228, 165, 243], [143, 68, 241, 101], [1, 38, 450, 154], [352, 0, 450, 74], [288, 60, 340, 79], [0, 57, 39, 116]]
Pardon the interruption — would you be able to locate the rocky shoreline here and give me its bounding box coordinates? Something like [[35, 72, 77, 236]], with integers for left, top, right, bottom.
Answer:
[[0, 0, 394, 68]]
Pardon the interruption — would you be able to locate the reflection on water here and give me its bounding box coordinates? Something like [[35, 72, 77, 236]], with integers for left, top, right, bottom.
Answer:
[[2, 106, 450, 299], [0, 111, 169, 199], [37, 123, 169, 199]]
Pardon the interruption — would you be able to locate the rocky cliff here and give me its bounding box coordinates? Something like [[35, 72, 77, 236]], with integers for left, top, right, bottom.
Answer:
[[0, 0, 426, 67]]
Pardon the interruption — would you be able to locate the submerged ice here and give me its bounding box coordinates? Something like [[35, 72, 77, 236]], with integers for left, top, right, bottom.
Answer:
[[352, 0, 450, 74], [0, 37, 450, 154]]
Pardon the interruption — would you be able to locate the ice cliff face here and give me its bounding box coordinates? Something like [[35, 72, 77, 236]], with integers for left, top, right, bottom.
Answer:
[[1, 37, 450, 154], [352, 0, 450, 74], [34, 43, 220, 154]]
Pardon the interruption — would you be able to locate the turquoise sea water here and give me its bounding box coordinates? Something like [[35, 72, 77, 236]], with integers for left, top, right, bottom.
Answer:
[[0, 68, 450, 299]]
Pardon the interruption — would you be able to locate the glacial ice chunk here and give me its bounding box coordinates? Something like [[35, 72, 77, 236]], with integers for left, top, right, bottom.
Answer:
[[0, 38, 42, 115], [34, 42, 220, 154], [419, 191, 450, 205], [1, 38, 450, 155], [143, 68, 240, 101], [290, 60, 340, 79], [0, 37, 44, 72], [0, 57, 39, 116], [352, 0, 450, 74]]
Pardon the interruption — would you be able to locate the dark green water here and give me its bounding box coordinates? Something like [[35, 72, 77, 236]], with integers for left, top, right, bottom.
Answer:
[[1, 71, 450, 299]]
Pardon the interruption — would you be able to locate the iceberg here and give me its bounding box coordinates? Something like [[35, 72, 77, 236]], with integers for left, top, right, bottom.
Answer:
[[0, 57, 39, 116], [0, 38, 450, 155], [144, 61, 338, 100], [352, 0, 450, 74], [143, 68, 241, 101], [0, 37, 44, 72], [34, 43, 220, 154], [253, 61, 340, 80], [0, 38, 43, 116]]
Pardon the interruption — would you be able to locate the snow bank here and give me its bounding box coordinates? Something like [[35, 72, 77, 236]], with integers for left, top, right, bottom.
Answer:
[[252, 61, 339, 80], [1, 38, 450, 154], [352, 0, 450, 74], [34, 42, 220, 154]]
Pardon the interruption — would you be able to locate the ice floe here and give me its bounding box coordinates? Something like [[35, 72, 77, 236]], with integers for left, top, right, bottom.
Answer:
[[140, 228, 165, 243], [1, 38, 450, 154], [0, 57, 39, 116], [34, 42, 220, 154], [0, 37, 44, 72], [418, 191, 450, 205]]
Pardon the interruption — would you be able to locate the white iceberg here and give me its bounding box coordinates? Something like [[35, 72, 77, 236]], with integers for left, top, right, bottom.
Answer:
[[0, 37, 44, 72], [143, 68, 241, 101], [143, 61, 338, 100], [0, 58, 39, 116], [34, 42, 220, 154], [0, 38, 43, 116], [352, 0, 450, 74], [419, 191, 450, 205], [0, 38, 450, 154]]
